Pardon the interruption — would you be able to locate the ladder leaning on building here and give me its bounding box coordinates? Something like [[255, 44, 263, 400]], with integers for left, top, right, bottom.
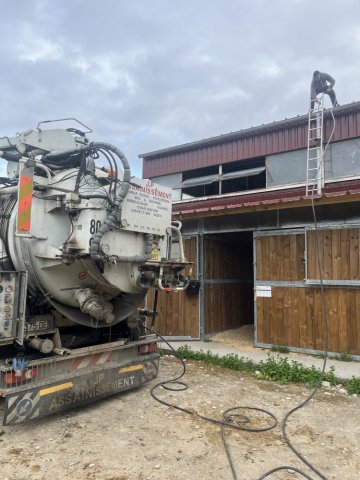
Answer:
[[306, 93, 325, 196]]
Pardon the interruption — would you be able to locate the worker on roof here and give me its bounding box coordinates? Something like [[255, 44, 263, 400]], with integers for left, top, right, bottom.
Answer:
[[310, 71, 339, 109]]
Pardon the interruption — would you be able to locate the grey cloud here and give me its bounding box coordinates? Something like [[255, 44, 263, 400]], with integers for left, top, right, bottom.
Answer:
[[0, 0, 359, 176]]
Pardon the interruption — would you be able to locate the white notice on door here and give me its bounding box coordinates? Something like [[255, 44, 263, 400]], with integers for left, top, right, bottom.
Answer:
[[256, 286, 272, 298]]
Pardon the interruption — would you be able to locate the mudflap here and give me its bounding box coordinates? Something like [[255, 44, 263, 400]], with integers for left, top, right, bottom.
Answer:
[[3, 357, 159, 426]]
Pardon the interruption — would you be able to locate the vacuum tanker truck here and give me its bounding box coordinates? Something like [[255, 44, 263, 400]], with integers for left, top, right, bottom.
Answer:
[[0, 118, 190, 425]]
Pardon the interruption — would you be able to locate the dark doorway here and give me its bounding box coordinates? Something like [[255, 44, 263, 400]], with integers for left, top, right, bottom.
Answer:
[[203, 231, 254, 336]]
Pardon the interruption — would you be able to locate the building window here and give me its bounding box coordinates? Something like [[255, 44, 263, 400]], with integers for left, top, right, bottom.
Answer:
[[179, 165, 220, 199], [174, 158, 266, 199], [221, 158, 266, 194]]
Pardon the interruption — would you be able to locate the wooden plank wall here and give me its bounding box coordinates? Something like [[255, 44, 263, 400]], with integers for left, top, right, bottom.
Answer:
[[256, 233, 305, 281], [204, 238, 253, 334], [146, 237, 199, 337], [256, 230, 360, 354], [307, 229, 360, 280], [256, 287, 360, 354]]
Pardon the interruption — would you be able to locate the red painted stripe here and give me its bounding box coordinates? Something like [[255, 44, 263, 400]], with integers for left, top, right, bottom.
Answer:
[[72, 358, 82, 369], [19, 175, 33, 187], [72, 352, 112, 370], [18, 176, 33, 232], [89, 354, 101, 367], [18, 193, 32, 218]]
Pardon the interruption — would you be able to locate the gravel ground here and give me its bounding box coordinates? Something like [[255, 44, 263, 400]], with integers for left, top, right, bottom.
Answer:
[[0, 356, 359, 480]]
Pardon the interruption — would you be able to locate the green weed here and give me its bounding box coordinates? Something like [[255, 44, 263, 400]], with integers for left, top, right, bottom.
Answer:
[[177, 345, 254, 372], [338, 352, 353, 362], [271, 344, 290, 354], [346, 377, 360, 395], [257, 355, 338, 386], [176, 345, 345, 388]]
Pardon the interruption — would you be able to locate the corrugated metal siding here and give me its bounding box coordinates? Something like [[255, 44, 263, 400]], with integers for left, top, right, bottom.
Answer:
[[143, 104, 360, 178], [143, 130, 306, 178], [142, 124, 312, 177], [329, 110, 360, 141]]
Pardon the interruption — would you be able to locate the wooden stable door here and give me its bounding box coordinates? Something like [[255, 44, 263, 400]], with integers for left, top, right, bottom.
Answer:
[[255, 229, 360, 355]]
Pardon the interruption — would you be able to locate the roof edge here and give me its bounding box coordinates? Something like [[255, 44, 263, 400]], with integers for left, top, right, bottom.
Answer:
[[139, 101, 360, 160]]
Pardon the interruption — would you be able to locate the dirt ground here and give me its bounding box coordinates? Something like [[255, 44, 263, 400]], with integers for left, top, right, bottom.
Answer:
[[0, 356, 359, 480]]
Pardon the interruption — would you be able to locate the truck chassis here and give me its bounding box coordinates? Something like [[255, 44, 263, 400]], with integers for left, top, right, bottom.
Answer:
[[0, 336, 159, 425]]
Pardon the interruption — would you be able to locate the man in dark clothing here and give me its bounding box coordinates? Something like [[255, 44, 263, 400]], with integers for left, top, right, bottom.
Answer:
[[310, 71, 339, 108]]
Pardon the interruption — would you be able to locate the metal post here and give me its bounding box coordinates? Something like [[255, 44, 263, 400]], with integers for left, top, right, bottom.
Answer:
[[198, 219, 205, 339]]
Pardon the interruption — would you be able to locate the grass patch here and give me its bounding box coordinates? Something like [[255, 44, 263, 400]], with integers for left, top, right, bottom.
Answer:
[[338, 352, 353, 362], [176, 345, 359, 394], [257, 355, 338, 386], [271, 344, 290, 354], [347, 377, 360, 395], [314, 353, 326, 359], [177, 345, 254, 373]]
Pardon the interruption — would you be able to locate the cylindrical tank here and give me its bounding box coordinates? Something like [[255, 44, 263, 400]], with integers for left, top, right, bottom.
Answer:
[[1, 169, 149, 328], [0, 127, 188, 333]]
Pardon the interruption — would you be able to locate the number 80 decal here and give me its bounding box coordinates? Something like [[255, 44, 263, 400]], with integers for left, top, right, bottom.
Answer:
[[90, 219, 102, 234]]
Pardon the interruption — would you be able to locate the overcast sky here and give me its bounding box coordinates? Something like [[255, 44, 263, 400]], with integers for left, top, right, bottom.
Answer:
[[0, 0, 359, 177]]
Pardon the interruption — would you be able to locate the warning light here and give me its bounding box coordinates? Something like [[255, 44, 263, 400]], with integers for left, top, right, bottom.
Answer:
[[4, 367, 38, 385]]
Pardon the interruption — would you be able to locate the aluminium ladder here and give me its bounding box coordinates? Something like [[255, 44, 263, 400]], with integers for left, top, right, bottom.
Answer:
[[306, 94, 325, 195]]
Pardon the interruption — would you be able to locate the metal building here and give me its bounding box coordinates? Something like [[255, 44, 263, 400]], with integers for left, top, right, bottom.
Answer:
[[140, 102, 360, 356]]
